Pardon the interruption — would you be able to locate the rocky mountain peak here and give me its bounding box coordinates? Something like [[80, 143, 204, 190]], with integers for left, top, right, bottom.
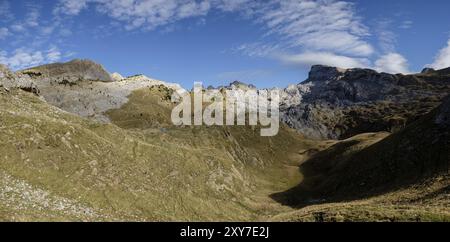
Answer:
[[421, 67, 436, 74], [308, 65, 347, 82], [208, 81, 257, 91], [420, 67, 450, 76], [229, 80, 256, 90], [281, 64, 450, 139], [20, 59, 113, 82]]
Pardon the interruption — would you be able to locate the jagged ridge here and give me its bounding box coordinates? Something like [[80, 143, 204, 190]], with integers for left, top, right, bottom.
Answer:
[[280, 65, 450, 139]]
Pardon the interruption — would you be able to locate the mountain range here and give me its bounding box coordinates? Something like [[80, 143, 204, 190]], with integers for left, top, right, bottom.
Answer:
[[0, 59, 448, 221]]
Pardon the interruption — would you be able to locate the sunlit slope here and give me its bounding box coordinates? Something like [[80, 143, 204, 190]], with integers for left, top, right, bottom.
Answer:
[[2, 84, 447, 222], [0, 87, 321, 221]]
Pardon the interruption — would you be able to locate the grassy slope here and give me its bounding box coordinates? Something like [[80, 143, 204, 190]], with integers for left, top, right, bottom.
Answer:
[[0, 87, 325, 221], [1, 86, 448, 222]]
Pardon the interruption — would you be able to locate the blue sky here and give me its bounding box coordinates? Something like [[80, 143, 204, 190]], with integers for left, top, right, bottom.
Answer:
[[1, 0, 450, 89]]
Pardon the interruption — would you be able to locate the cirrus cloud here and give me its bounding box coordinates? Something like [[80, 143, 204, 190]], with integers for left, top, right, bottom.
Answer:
[[0, 47, 63, 70], [0, 27, 10, 39], [428, 39, 450, 70], [375, 52, 410, 74], [227, 0, 376, 70], [278, 52, 370, 69], [54, 0, 373, 57], [55, 0, 211, 30]]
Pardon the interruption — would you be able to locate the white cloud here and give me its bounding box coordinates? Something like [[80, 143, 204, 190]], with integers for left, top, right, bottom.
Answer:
[[25, 3, 41, 27], [428, 39, 450, 70], [375, 19, 397, 53], [59, 28, 73, 37], [0, 49, 45, 70], [0, 27, 10, 39], [55, 0, 211, 30], [7, 2, 42, 34], [41, 26, 56, 36], [53, 0, 372, 58], [1, 1, 74, 68], [255, 0, 373, 57], [226, 0, 376, 70], [0, 0, 14, 22], [399, 20, 413, 29], [279, 52, 370, 69], [46, 47, 62, 62], [375, 52, 410, 74], [0, 47, 63, 70], [233, 42, 281, 58], [11, 23, 25, 33], [214, 0, 253, 12], [54, 0, 89, 16], [9, 0, 416, 73]]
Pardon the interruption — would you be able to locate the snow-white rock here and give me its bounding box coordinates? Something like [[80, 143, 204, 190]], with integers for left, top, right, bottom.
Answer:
[[110, 72, 124, 82]]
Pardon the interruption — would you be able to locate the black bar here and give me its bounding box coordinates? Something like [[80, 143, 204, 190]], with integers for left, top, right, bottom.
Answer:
[[0, 222, 446, 241]]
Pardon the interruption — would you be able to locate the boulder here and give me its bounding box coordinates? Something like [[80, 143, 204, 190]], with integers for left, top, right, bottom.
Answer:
[[0, 64, 39, 94], [110, 72, 124, 81]]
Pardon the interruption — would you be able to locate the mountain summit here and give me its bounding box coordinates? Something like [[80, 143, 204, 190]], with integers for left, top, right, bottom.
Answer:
[[20, 59, 114, 83], [280, 65, 450, 139]]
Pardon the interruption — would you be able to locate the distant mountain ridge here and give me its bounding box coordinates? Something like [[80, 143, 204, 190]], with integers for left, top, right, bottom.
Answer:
[[279, 65, 450, 139], [21, 59, 114, 82], [4, 59, 450, 140], [1, 59, 449, 221], [12, 60, 182, 122]]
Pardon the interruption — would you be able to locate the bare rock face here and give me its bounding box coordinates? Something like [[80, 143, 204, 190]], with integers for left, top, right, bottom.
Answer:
[[0, 64, 39, 94], [8, 58, 450, 140], [436, 67, 450, 76], [19, 60, 184, 122], [421, 68, 435, 74], [110, 72, 124, 81], [20, 59, 114, 83], [307, 65, 347, 83], [280, 65, 450, 139]]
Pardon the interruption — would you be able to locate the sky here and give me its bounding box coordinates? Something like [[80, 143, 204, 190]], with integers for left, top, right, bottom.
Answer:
[[1, 0, 450, 89]]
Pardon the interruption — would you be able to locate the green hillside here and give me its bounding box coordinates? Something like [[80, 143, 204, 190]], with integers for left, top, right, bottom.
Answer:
[[0, 87, 325, 221]]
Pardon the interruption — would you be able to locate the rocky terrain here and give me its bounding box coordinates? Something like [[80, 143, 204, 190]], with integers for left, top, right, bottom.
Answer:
[[21, 59, 114, 83], [19, 60, 182, 122], [271, 96, 450, 221], [0, 64, 39, 94], [280, 65, 450, 139], [0, 59, 449, 221]]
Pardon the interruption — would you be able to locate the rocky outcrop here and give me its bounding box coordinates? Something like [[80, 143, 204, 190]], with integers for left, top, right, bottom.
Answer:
[[280, 65, 450, 139], [211, 80, 257, 91], [421, 68, 435, 74], [110, 72, 124, 81], [20, 60, 184, 122], [20, 59, 114, 83], [0, 64, 39, 94]]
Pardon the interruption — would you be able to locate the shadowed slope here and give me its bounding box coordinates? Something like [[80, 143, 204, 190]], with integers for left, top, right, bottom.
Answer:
[[271, 97, 450, 221]]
